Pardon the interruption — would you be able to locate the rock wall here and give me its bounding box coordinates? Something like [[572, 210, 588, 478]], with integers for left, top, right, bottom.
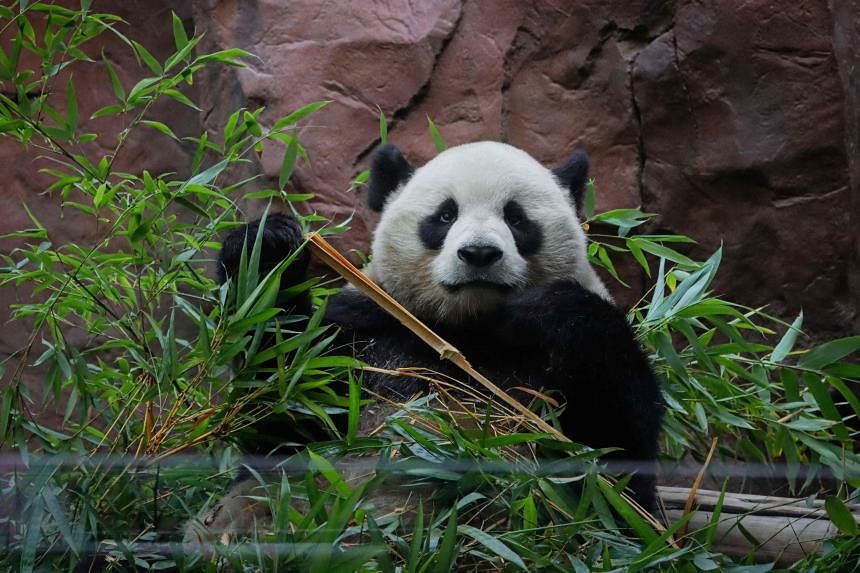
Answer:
[[189, 0, 859, 334], [830, 0, 860, 333], [1, 0, 857, 343]]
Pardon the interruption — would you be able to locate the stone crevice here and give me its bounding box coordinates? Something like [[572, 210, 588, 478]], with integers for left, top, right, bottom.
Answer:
[[772, 185, 848, 209], [321, 80, 379, 115], [670, 31, 700, 162], [391, 1, 465, 122], [625, 38, 651, 294], [352, 0, 466, 167], [500, 23, 541, 141], [627, 49, 646, 209]]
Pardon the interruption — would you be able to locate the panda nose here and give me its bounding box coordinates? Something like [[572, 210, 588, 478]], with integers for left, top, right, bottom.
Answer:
[[457, 245, 503, 268]]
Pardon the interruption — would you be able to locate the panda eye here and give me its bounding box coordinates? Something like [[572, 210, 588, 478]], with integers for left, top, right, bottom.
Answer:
[[504, 201, 528, 230], [431, 198, 458, 225]]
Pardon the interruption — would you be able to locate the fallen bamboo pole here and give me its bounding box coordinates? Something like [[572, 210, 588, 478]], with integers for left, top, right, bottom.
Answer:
[[659, 486, 859, 564]]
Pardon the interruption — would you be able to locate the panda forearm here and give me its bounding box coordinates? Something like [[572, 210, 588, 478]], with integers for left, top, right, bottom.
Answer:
[[501, 280, 662, 447], [218, 213, 313, 314], [501, 280, 643, 364]]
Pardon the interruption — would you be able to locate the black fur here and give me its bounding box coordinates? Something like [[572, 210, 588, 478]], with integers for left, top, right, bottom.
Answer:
[[326, 278, 661, 508], [503, 200, 543, 256], [418, 198, 458, 250], [367, 144, 414, 211], [552, 151, 589, 211]]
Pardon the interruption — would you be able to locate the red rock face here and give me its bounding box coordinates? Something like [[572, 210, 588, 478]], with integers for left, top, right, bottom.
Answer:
[[831, 0, 860, 334], [1, 0, 858, 346], [191, 0, 858, 333], [635, 2, 854, 332]]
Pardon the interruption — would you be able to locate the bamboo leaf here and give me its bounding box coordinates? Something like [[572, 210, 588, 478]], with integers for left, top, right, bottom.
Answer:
[[427, 116, 446, 152], [163, 88, 199, 110], [171, 11, 188, 51], [102, 52, 125, 101], [42, 485, 78, 555], [378, 106, 388, 143], [772, 311, 803, 362], [825, 496, 858, 536], [458, 525, 527, 570], [346, 370, 360, 444], [597, 478, 660, 545], [430, 505, 459, 573], [194, 48, 252, 66], [308, 450, 351, 497], [140, 120, 178, 140], [164, 34, 202, 72], [132, 40, 162, 75], [802, 372, 849, 439], [65, 78, 77, 133], [583, 179, 596, 219], [272, 100, 331, 130], [591, 209, 653, 229], [407, 502, 424, 573], [799, 336, 860, 370], [20, 493, 44, 573], [278, 136, 299, 190]]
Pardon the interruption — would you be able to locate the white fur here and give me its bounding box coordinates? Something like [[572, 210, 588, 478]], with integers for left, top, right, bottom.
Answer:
[[365, 141, 610, 322]]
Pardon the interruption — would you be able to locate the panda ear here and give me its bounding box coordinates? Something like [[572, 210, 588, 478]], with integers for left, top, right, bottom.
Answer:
[[552, 150, 590, 211], [368, 144, 414, 212]]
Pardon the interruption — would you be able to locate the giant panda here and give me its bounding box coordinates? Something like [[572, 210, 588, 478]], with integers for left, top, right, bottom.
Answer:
[[185, 141, 663, 543]]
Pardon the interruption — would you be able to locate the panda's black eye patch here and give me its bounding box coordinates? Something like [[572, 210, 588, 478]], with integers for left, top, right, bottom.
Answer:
[[419, 198, 458, 250], [505, 209, 523, 227], [504, 200, 542, 256]]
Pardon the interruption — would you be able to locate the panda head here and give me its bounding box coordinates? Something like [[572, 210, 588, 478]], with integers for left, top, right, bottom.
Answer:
[[364, 141, 611, 323]]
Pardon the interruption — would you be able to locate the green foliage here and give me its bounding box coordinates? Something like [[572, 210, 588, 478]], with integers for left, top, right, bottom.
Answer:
[[585, 207, 860, 495], [0, 4, 858, 572], [427, 115, 446, 152]]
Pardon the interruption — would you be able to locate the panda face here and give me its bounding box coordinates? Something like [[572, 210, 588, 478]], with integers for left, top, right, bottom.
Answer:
[[365, 142, 610, 322]]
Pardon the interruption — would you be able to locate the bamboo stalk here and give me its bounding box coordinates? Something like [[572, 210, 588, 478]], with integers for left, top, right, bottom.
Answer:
[[678, 437, 718, 543], [305, 232, 671, 539]]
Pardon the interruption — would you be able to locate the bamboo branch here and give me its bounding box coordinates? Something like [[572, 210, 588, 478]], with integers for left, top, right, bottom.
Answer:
[[678, 437, 718, 544]]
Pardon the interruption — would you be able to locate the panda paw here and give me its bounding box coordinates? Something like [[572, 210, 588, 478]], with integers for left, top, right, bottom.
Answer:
[[217, 213, 310, 285]]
